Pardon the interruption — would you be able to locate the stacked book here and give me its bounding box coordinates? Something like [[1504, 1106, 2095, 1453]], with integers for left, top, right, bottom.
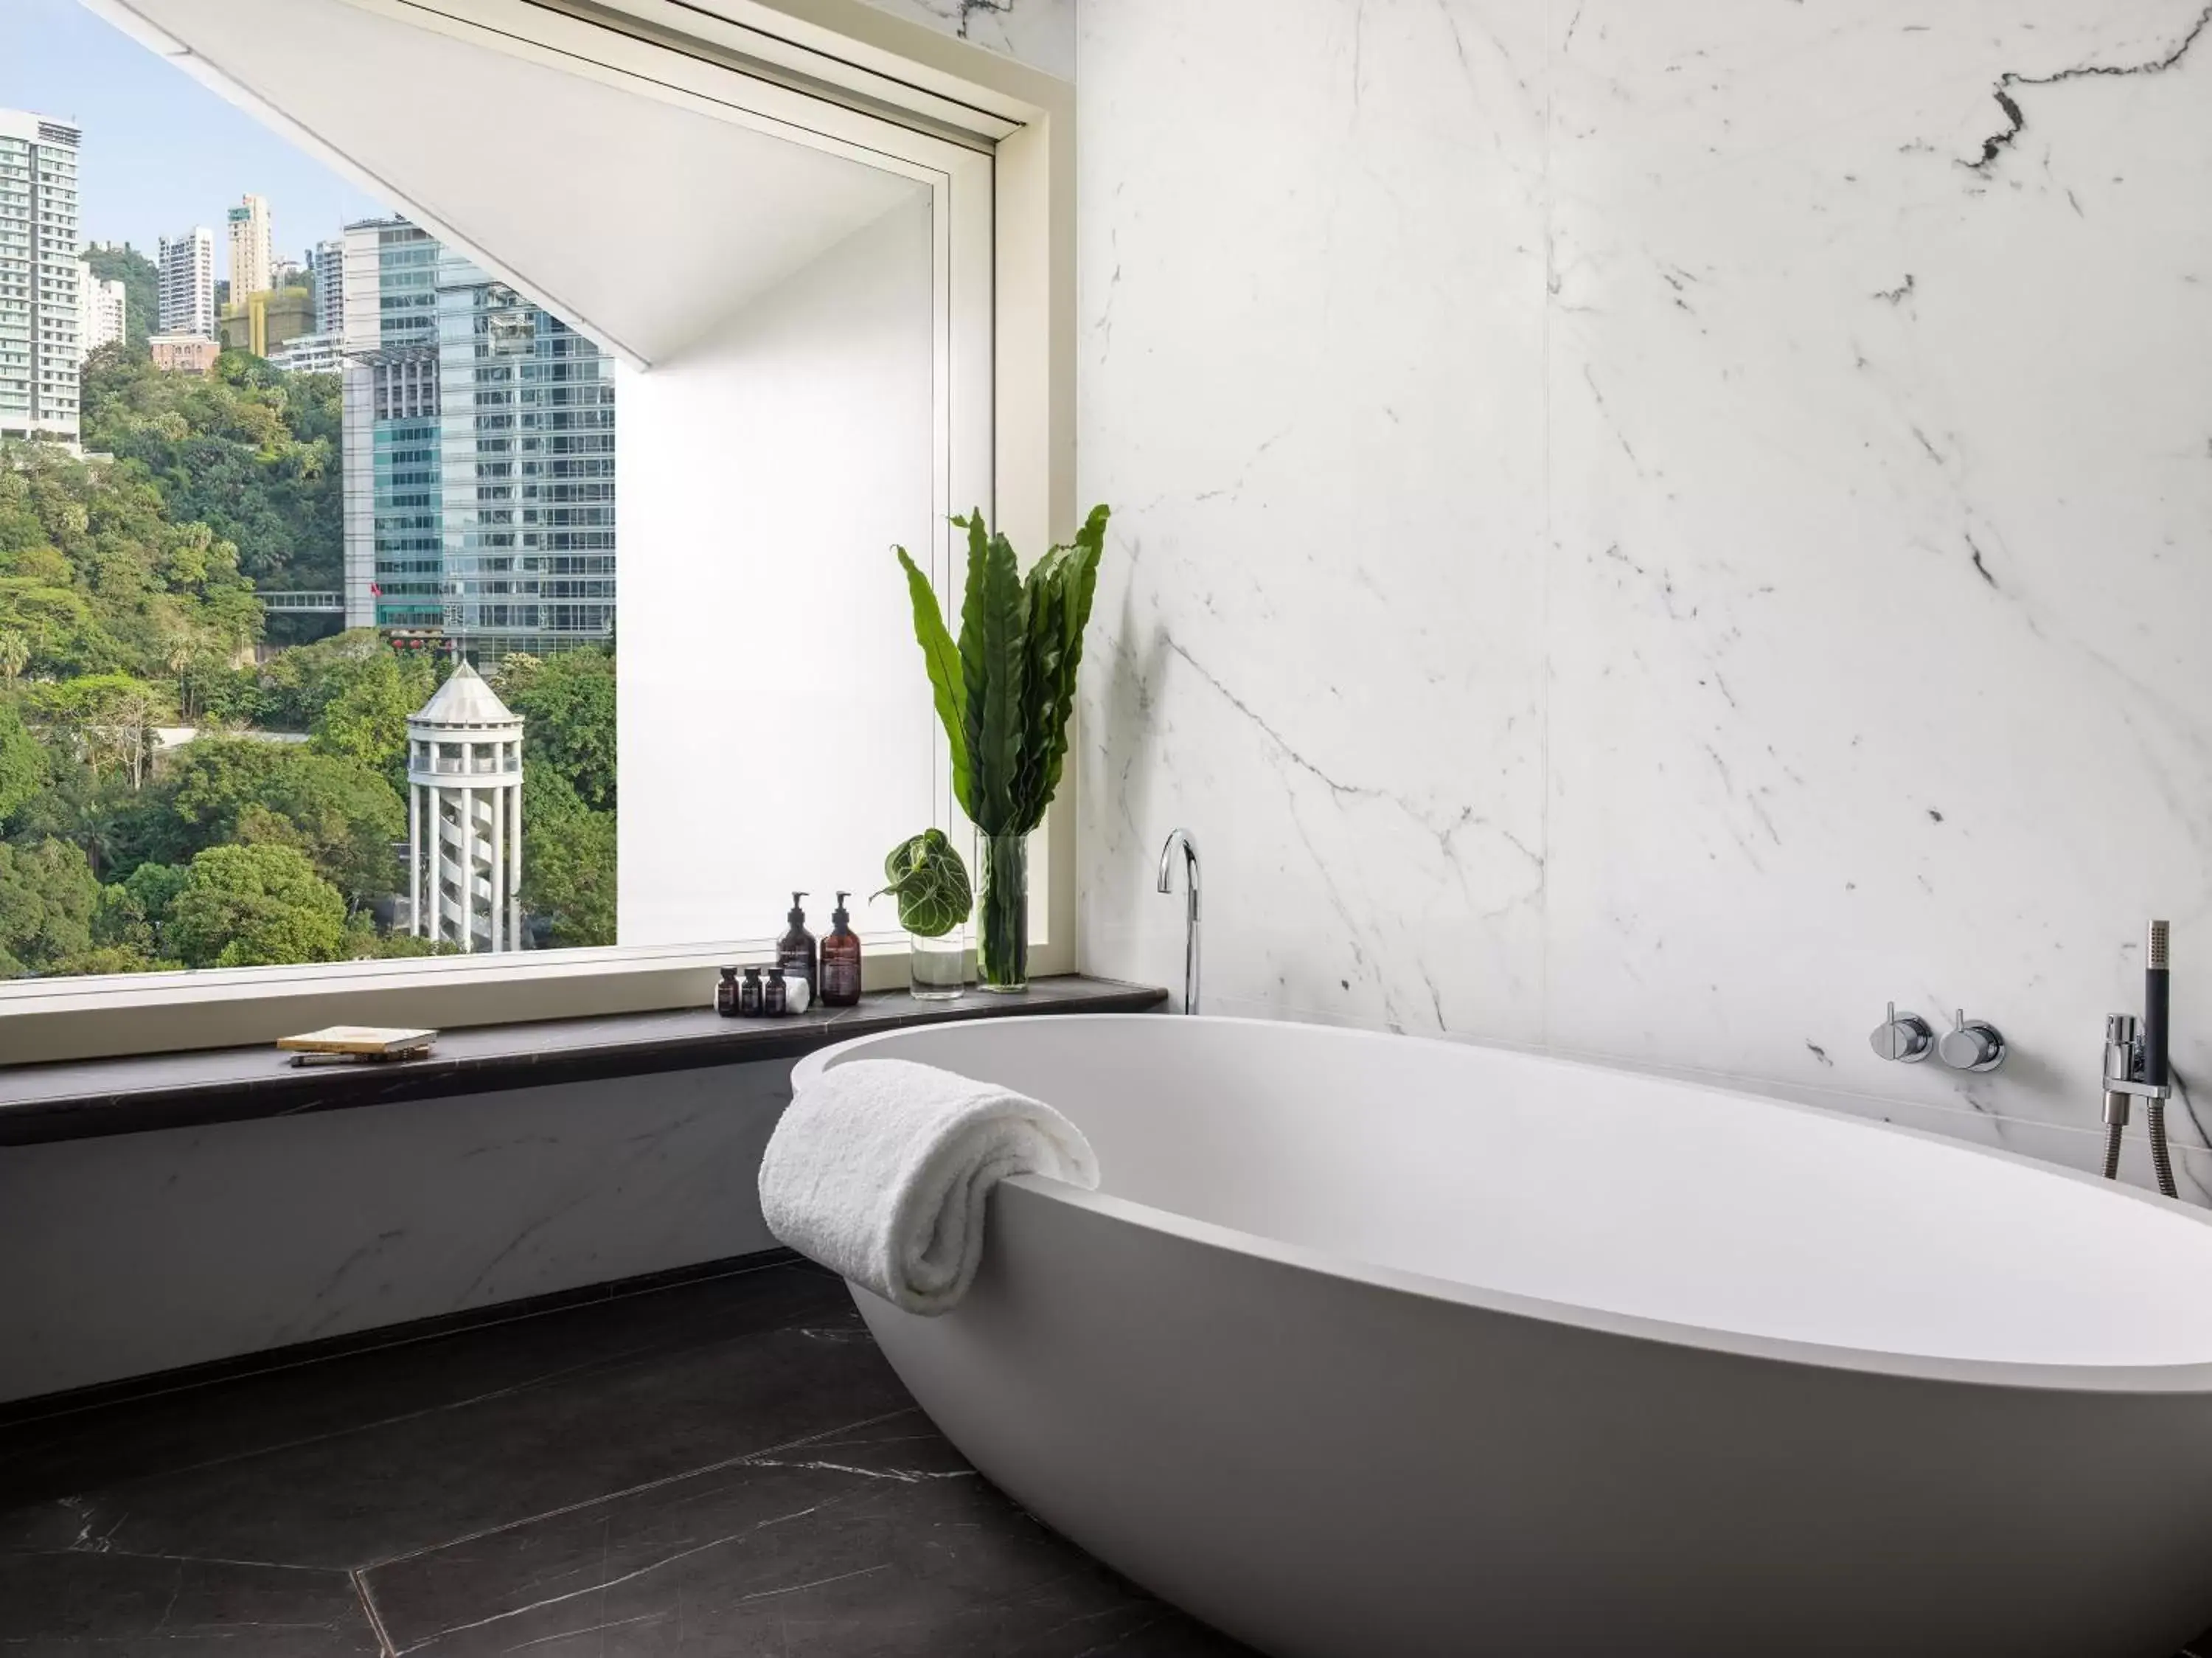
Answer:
[[276, 1027, 438, 1067]]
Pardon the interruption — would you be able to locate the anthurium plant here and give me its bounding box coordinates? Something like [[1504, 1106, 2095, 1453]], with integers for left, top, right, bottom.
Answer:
[[876, 828, 972, 938]]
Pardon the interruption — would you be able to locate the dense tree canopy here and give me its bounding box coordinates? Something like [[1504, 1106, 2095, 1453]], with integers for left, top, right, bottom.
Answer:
[[518, 764, 616, 949], [496, 649, 616, 946], [0, 838, 100, 977], [164, 842, 348, 969], [0, 351, 618, 978], [500, 649, 616, 813], [161, 737, 406, 901], [0, 702, 41, 829], [80, 350, 341, 609], [0, 443, 262, 684]]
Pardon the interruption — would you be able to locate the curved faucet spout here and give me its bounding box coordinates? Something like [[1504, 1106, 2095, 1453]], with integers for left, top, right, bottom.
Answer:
[[1157, 829, 1201, 1016]]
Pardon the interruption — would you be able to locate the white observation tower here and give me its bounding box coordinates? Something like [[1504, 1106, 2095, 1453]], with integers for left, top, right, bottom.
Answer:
[[406, 661, 524, 951]]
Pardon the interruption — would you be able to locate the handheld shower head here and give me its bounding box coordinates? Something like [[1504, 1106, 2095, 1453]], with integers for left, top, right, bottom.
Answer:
[[2145, 918, 2171, 1090]]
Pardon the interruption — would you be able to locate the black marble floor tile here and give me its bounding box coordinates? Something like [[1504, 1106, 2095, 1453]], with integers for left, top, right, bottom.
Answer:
[[363, 1410, 1222, 1657], [0, 1272, 908, 1572], [0, 1260, 1245, 1657], [0, 1257, 822, 1505], [0, 1548, 380, 1655]]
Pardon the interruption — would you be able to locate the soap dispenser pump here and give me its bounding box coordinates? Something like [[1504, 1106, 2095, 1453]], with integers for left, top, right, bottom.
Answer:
[[778, 892, 818, 1003], [820, 890, 863, 1007]]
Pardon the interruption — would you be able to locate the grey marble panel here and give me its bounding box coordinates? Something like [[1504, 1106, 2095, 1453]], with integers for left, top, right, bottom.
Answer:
[[0, 1062, 789, 1403], [1074, 0, 2212, 1196]]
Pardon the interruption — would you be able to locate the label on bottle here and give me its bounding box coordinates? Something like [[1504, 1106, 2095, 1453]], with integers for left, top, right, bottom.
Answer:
[[779, 947, 815, 991], [822, 957, 861, 1003]]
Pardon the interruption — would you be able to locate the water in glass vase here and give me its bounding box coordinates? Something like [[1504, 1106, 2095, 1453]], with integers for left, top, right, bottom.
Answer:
[[975, 830, 1028, 992], [909, 929, 967, 1001]]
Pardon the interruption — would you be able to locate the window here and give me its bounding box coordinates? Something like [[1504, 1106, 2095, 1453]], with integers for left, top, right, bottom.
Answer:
[[0, 0, 1062, 1061]]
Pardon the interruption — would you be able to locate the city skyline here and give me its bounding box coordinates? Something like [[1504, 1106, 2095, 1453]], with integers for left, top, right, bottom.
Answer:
[[0, 3, 619, 985]]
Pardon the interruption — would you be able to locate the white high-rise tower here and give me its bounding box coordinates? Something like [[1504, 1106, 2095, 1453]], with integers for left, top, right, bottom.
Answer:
[[157, 227, 215, 337], [406, 661, 525, 952], [79, 255, 125, 353], [0, 110, 84, 445]]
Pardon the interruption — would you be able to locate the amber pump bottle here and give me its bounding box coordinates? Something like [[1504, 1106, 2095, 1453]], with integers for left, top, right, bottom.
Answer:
[[820, 891, 863, 1007], [777, 892, 818, 1004]]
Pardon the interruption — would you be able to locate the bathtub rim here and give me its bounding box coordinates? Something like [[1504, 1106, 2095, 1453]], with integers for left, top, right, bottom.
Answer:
[[794, 1013, 2212, 1395]]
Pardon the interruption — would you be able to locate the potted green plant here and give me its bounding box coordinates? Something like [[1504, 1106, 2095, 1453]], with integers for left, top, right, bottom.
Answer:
[[877, 828, 973, 1000], [895, 504, 1110, 991]]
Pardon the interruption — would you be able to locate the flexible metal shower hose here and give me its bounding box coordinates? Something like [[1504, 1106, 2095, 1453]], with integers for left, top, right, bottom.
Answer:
[[2149, 1099, 2180, 1199]]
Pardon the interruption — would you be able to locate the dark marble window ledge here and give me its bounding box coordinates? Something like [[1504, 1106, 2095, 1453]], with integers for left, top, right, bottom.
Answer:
[[0, 975, 1166, 1148]]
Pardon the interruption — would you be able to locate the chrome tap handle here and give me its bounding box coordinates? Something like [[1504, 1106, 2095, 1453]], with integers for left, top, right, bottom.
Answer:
[[1869, 1002, 1934, 1063], [1938, 1008, 2006, 1073], [2101, 1011, 2166, 1097], [2104, 1013, 2140, 1084]]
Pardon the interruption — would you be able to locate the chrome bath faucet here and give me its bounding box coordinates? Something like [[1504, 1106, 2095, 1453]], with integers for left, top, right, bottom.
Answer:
[[2101, 920, 2175, 1194], [1156, 828, 1201, 1016]]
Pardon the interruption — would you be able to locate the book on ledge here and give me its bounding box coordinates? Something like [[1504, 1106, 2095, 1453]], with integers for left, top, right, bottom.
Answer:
[[276, 1026, 438, 1064]]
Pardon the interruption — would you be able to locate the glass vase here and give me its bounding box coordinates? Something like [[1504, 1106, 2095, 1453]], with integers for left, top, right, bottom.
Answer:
[[975, 830, 1029, 992], [908, 929, 967, 1001]]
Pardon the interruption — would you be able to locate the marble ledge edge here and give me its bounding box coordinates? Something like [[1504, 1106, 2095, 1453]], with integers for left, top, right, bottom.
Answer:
[[0, 976, 1169, 1149]]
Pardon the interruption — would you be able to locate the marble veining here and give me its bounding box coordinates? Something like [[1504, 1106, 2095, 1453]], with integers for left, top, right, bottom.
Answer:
[[0, 1066, 787, 1402], [0, 1263, 1245, 1656], [855, 0, 1075, 78], [1074, 0, 2212, 1198]]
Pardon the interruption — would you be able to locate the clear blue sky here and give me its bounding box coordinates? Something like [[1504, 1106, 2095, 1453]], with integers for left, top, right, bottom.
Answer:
[[1, 0, 390, 261]]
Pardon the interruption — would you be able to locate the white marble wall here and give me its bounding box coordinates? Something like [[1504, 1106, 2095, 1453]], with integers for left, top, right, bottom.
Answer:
[[0, 1065, 790, 1402], [1076, 0, 2212, 1195], [855, 0, 1074, 78]]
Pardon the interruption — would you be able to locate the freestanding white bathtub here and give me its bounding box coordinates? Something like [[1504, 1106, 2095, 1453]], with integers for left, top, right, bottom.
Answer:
[[793, 1014, 2212, 1657]]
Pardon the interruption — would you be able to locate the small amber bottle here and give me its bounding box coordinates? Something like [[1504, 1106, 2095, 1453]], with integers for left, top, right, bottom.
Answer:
[[820, 891, 863, 1007], [714, 966, 740, 1017], [764, 966, 788, 1016], [776, 892, 818, 1005]]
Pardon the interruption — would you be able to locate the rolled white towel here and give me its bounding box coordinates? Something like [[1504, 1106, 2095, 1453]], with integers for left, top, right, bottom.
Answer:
[[759, 1057, 1099, 1316]]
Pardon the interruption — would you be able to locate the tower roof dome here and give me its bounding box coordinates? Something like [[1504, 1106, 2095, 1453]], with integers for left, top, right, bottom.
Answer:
[[408, 659, 521, 732]]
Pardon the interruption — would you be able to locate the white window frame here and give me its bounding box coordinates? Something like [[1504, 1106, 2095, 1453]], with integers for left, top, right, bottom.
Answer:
[[5, 0, 1078, 1064]]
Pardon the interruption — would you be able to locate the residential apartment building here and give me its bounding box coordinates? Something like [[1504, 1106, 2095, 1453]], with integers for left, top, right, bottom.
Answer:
[[339, 216, 615, 660], [226, 192, 273, 299], [77, 257, 125, 352], [268, 330, 342, 375], [308, 235, 343, 335], [0, 109, 84, 445], [157, 226, 215, 337]]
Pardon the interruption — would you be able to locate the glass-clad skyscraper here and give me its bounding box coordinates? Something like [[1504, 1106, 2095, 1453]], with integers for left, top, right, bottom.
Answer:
[[341, 218, 443, 635], [341, 218, 615, 661], [434, 247, 615, 660]]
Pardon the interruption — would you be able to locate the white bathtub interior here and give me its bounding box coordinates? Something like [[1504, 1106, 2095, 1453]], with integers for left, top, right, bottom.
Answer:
[[820, 1016, 2212, 1370]]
